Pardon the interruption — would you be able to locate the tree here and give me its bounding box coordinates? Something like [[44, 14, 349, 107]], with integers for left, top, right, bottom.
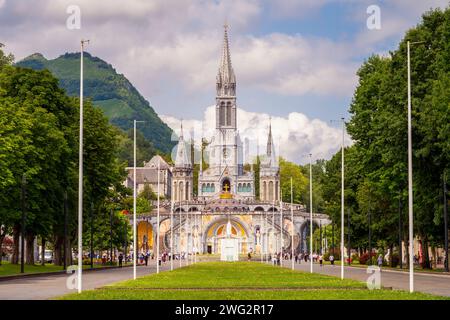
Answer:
[[279, 158, 308, 205], [0, 44, 14, 70]]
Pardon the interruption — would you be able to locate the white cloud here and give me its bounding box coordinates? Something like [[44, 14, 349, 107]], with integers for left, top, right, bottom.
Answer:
[[161, 106, 352, 164]]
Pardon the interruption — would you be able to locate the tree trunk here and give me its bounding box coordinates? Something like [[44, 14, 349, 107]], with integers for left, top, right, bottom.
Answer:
[[66, 238, 72, 266], [11, 225, 20, 264], [53, 235, 63, 266], [25, 233, 35, 265], [41, 238, 46, 266], [421, 237, 431, 269], [0, 234, 5, 265]]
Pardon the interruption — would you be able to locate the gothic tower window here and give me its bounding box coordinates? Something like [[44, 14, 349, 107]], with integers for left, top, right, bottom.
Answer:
[[185, 181, 190, 200], [275, 181, 279, 201], [220, 102, 225, 126], [269, 181, 274, 202], [174, 181, 178, 201], [226, 102, 232, 126], [179, 181, 184, 201], [263, 181, 267, 201]]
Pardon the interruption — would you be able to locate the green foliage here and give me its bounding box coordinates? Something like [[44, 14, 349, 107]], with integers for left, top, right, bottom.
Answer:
[[0, 44, 14, 70], [16, 52, 175, 154], [319, 8, 450, 268], [0, 53, 131, 264], [279, 158, 308, 204], [139, 183, 157, 201]]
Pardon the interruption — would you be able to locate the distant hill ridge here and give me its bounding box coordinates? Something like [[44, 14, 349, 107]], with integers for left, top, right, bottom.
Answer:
[[16, 52, 174, 154]]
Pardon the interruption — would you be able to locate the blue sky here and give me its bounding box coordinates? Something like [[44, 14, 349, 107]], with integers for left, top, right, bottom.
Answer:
[[1, 0, 448, 162]]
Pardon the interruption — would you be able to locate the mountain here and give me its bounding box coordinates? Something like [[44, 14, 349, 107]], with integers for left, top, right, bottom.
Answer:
[[16, 52, 174, 154]]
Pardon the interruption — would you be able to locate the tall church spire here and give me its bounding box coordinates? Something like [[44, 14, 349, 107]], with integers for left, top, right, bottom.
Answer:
[[217, 24, 236, 97], [266, 118, 277, 167], [175, 120, 191, 168]]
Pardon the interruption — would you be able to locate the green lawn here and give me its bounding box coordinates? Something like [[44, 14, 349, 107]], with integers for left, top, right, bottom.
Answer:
[[59, 261, 447, 300], [0, 261, 129, 277]]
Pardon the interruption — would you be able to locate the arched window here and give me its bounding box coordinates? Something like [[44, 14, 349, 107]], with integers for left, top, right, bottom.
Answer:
[[220, 102, 225, 126], [185, 181, 190, 200], [211, 184, 215, 192], [179, 181, 184, 201], [275, 181, 279, 201], [263, 181, 267, 201], [269, 181, 274, 202], [174, 182, 178, 201], [226, 102, 232, 126]]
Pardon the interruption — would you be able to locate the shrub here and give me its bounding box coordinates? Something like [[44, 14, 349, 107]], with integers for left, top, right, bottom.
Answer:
[[390, 253, 400, 268], [359, 252, 377, 265]]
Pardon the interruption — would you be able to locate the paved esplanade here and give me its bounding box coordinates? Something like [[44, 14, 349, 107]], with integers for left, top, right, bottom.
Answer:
[[0, 261, 184, 300], [282, 260, 450, 297]]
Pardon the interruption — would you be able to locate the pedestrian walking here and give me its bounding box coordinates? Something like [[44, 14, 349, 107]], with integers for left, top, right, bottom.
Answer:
[[330, 254, 334, 266], [118, 253, 123, 268], [144, 253, 149, 266], [319, 254, 323, 267], [377, 254, 383, 269]]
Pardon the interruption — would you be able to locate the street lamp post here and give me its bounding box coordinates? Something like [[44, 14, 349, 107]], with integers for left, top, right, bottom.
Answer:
[[156, 158, 160, 274], [20, 174, 26, 274], [399, 194, 403, 269], [407, 40, 425, 292], [110, 208, 114, 264], [171, 196, 174, 271], [63, 191, 68, 270], [78, 39, 89, 293], [340, 117, 345, 280], [407, 39, 414, 293], [290, 177, 294, 270], [444, 173, 448, 272], [133, 119, 145, 280], [309, 153, 313, 274], [368, 194, 372, 265], [90, 202, 94, 269], [280, 189, 283, 268]]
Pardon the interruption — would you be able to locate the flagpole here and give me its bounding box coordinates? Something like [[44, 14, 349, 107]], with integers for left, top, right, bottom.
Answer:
[[309, 153, 313, 274], [341, 118, 345, 280], [156, 158, 160, 274], [179, 191, 182, 268], [133, 120, 137, 280], [186, 203, 189, 266], [280, 189, 283, 267], [291, 177, 294, 270], [170, 195, 174, 271], [78, 39, 89, 293]]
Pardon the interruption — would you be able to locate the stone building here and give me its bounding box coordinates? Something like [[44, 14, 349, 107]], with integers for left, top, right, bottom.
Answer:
[[134, 26, 330, 257]]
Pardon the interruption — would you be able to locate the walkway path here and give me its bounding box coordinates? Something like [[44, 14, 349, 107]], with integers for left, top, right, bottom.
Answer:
[[279, 260, 450, 297], [0, 260, 187, 300]]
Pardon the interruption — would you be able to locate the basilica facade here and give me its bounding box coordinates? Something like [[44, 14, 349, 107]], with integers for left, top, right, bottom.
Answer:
[[134, 26, 330, 257]]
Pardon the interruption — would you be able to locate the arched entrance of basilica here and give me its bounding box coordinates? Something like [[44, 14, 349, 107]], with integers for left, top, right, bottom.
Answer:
[[137, 221, 153, 254], [203, 217, 250, 254]]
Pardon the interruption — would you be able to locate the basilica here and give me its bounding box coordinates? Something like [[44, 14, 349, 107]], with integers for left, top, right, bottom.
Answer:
[[129, 26, 330, 257]]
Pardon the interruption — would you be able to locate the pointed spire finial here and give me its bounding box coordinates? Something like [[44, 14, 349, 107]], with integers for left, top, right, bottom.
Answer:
[[217, 23, 236, 95], [180, 119, 184, 140]]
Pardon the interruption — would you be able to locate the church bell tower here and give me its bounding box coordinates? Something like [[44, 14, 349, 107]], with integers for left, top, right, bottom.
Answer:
[[216, 24, 237, 130]]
